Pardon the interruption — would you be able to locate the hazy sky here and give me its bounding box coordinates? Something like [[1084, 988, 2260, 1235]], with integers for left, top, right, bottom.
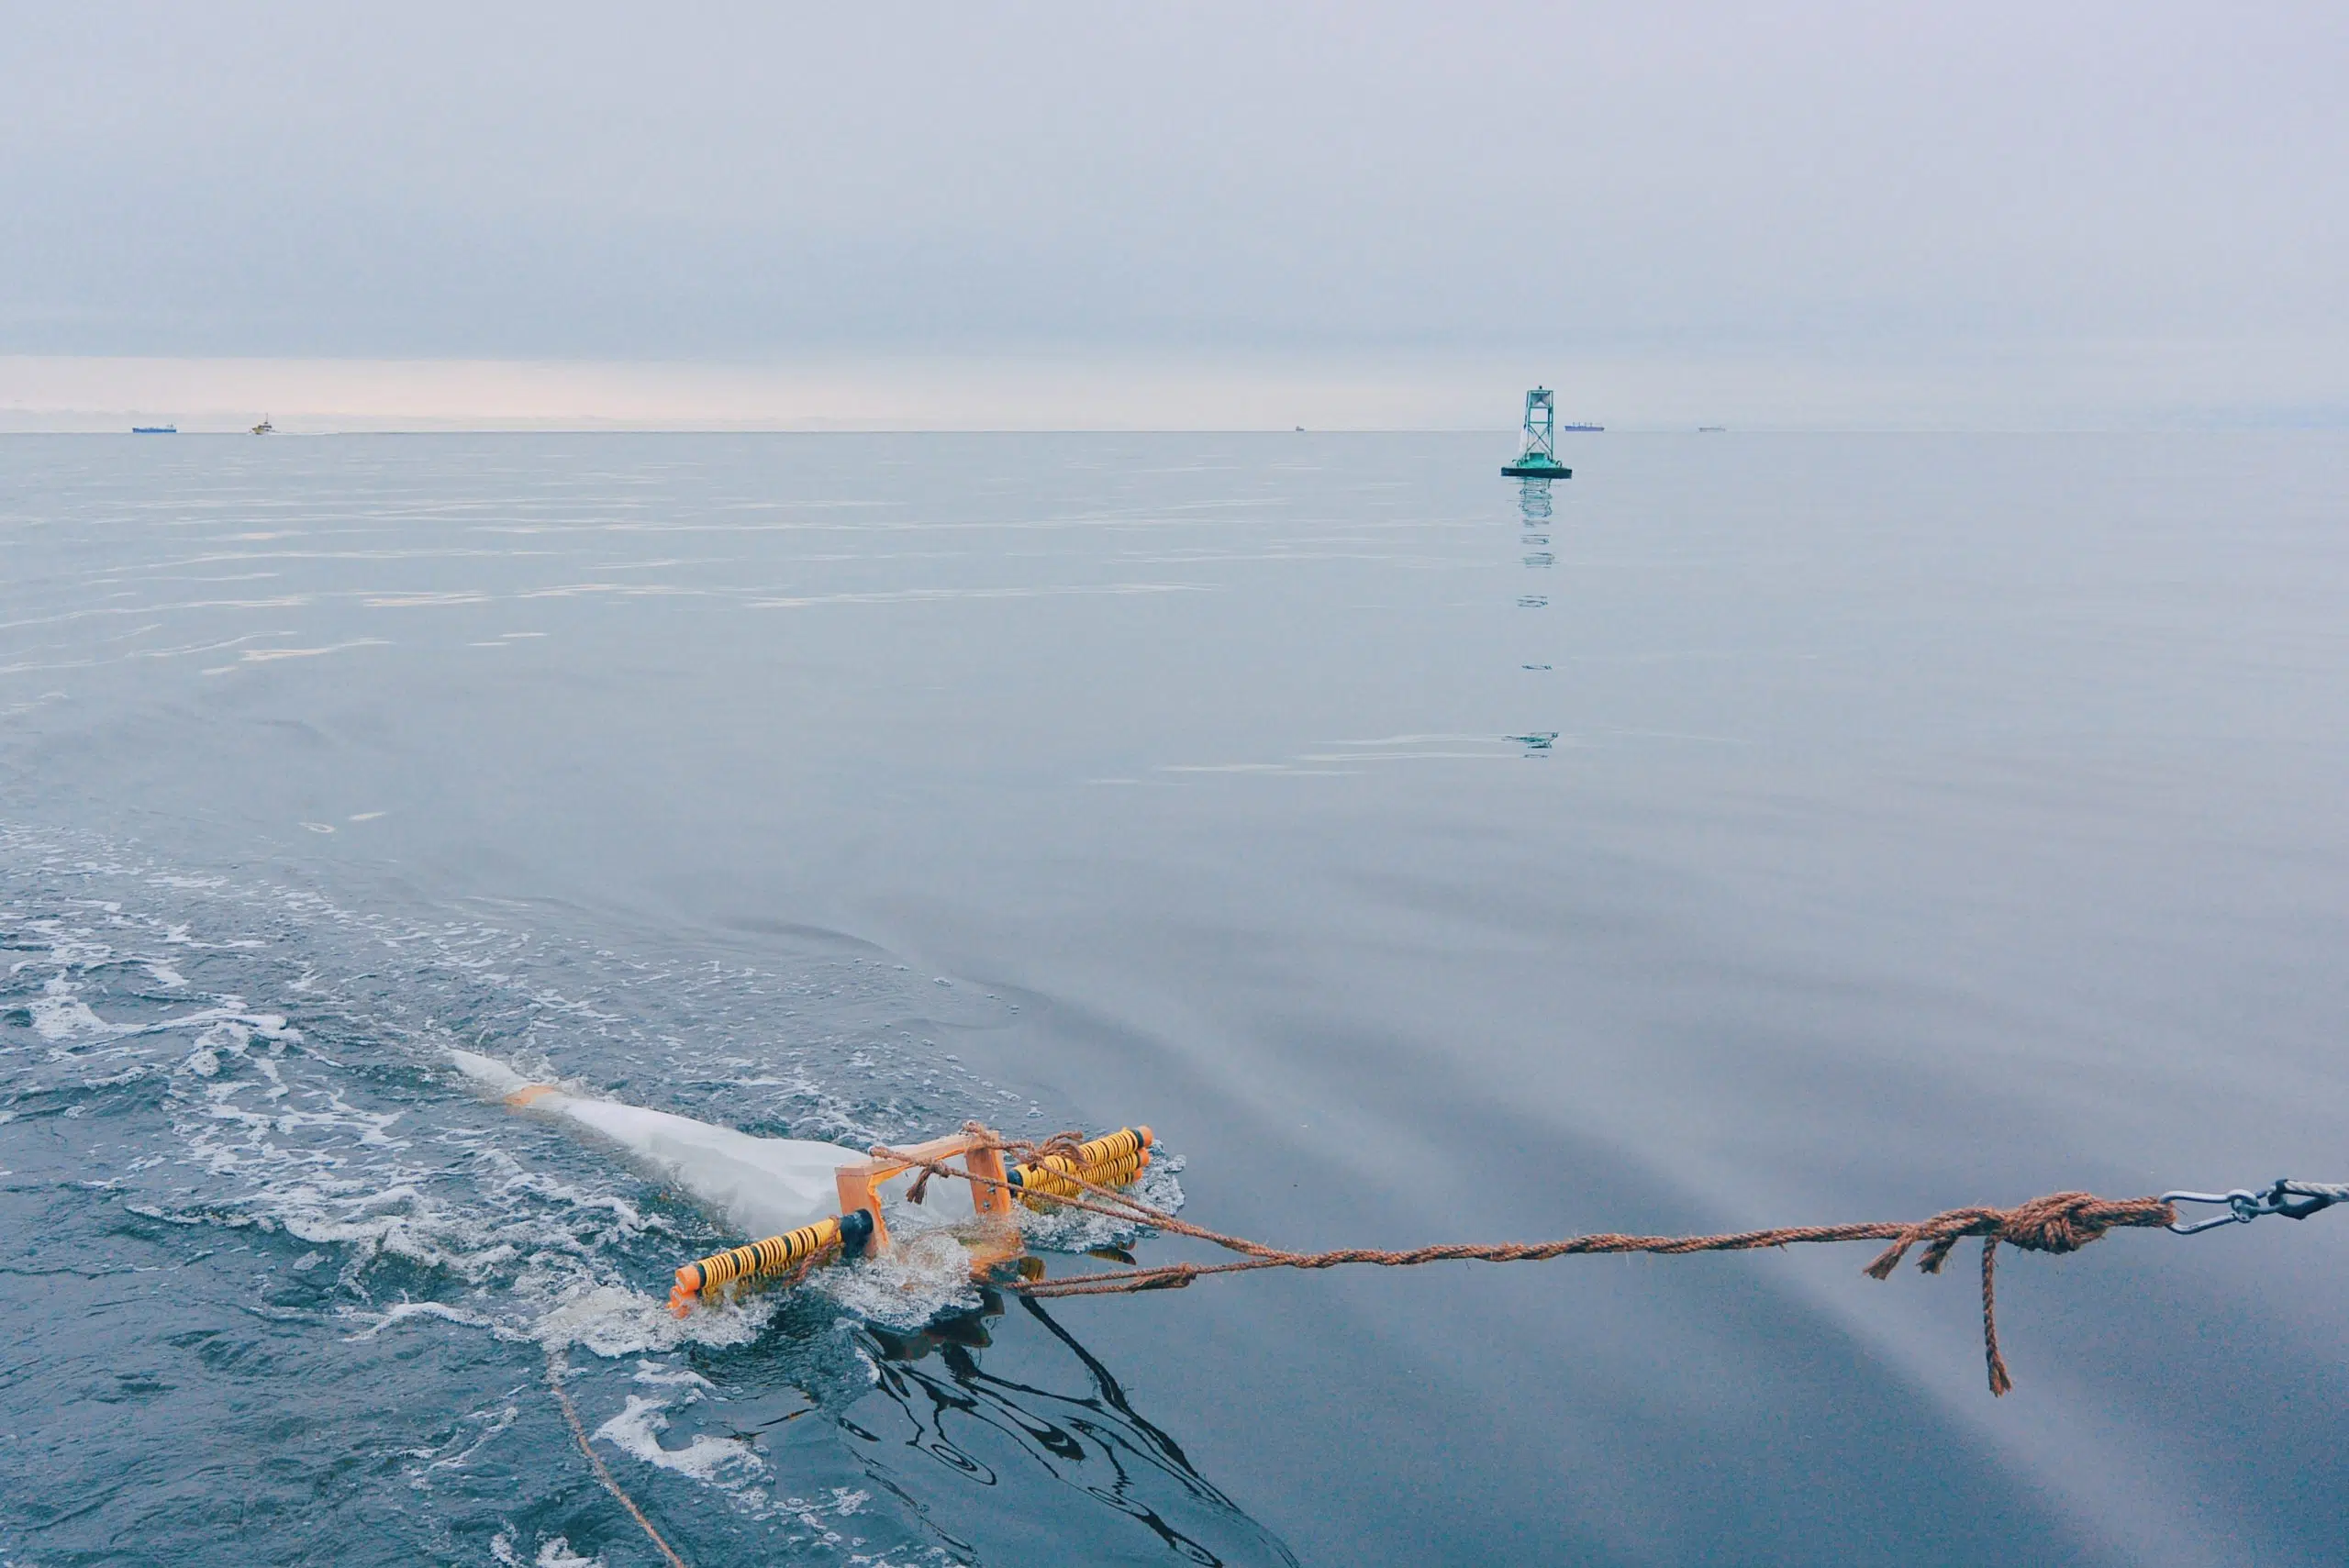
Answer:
[[4, 4, 2343, 428]]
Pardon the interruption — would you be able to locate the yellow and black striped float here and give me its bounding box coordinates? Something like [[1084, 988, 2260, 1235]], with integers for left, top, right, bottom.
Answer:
[[1010, 1126, 1153, 1204], [667, 1214, 852, 1314]]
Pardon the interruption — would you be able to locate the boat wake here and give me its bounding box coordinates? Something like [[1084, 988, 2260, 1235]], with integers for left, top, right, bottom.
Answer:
[[0, 822, 1267, 1566]]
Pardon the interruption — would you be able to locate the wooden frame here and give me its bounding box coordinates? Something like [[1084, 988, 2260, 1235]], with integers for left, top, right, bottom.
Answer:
[[834, 1128, 1016, 1256]]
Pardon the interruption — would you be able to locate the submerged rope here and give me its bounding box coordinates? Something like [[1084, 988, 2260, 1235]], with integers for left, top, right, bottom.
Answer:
[[547, 1348, 692, 1568], [869, 1129, 2174, 1396]]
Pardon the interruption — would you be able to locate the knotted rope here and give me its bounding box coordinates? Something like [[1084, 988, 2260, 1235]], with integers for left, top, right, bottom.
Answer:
[[1854, 1191, 2176, 1395], [868, 1128, 2175, 1396]]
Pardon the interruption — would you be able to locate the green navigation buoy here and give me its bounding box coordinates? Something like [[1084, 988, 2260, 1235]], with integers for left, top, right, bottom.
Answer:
[[1501, 387, 1572, 479]]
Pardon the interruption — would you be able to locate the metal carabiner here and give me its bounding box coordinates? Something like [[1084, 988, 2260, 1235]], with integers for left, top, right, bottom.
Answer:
[[2164, 1179, 2349, 1235], [2160, 1188, 2278, 1235]]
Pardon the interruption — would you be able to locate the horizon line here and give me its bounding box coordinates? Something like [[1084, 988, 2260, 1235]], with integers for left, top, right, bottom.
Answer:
[[5, 424, 2343, 437]]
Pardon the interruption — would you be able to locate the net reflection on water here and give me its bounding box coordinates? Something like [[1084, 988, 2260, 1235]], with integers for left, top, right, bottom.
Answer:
[[844, 1289, 1300, 1567]]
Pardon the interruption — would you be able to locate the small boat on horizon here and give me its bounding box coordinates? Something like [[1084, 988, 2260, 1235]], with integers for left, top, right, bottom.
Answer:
[[130, 425, 176, 434], [250, 417, 273, 435]]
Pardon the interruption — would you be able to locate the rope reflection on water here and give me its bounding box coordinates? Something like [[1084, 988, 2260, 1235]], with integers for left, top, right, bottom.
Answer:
[[846, 1289, 1299, 1567]]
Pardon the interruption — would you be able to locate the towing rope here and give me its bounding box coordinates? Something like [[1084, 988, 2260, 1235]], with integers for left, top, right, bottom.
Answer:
[[1017, 1188, 2172, 1397], [872, 1129, 2346, 1396], [547, 1347, 692, 1568], [545, 1131, 2349, 1568]]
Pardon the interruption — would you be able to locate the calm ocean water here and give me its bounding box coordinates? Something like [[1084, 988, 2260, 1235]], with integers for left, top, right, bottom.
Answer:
[[4, 430, 2346, 1565]]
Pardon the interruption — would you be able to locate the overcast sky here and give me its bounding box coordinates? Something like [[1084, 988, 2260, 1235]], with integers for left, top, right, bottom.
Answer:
[[3, 3, 2343, 428]]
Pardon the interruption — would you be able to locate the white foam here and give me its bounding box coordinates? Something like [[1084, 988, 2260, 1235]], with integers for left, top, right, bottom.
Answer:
[[1012, 1153, 1188, 1254], [531, 1283, 774, 1358], [31, 974, 108, 1040], [812, 1230, 983, 1329], [630, 1359, 713, 1389], [595, 1395, 765, 1487], [402, 1399, 520, 1492], [342, 1300, 518, 1343], [491, 1533, 603, 1568]]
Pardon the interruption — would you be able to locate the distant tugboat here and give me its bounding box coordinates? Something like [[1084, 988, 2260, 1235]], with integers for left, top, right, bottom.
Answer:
[[250, 417, 273, 435], [1501, 388, 1573, 479], [130, 424, 176, 434]]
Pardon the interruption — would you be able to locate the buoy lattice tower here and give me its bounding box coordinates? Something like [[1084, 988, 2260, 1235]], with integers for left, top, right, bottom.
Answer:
[[1522, 388, 1556, 463], [1502, 387, 1572, 479]]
